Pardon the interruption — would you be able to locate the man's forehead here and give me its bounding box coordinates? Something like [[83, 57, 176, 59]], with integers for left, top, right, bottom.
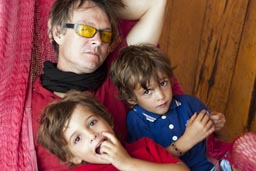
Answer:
[[75, 1, 99, 11], [70, 1, 107, 19]]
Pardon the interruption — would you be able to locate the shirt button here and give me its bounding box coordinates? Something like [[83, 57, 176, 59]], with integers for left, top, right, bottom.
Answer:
[[172, 136, 178, 141], [169, 124, 174, 129], [161, 115, 167, 119]]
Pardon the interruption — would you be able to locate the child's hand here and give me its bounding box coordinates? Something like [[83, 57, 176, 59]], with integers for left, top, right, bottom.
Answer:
[[167, 110, 215, 156], [184, 109, 215, 146], [98, 132, 132, 169], [209, 111, 226, 132]]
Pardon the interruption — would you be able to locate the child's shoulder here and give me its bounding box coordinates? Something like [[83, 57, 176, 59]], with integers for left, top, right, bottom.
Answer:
[[173, 94, 206, 109]]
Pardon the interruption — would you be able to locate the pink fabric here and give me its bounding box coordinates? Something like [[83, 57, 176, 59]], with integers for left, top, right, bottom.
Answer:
[[230, 132, 256, 171], [206, 134, 233, 170], [0, 0, 37, 170], [31, 0, 56, 81], [207, 134, 233, 161], [172, 76, 184, 96], [207, 132, 256, 171]]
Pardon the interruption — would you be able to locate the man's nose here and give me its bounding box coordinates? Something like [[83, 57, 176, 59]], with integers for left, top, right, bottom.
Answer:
[[90, 31, 102, 46]]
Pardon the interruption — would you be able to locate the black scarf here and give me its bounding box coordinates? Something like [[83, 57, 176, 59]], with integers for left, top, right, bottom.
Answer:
[[41, 61, 107, 93]]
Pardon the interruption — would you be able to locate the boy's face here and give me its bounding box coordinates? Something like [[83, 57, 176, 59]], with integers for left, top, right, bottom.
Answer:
[[55, 1, 111, 74], [64, 105, 114, 164], [133, 73, 173, 115]]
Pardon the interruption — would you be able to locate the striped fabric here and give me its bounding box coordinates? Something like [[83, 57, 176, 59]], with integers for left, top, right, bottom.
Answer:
[[0, 0, 55, 170]]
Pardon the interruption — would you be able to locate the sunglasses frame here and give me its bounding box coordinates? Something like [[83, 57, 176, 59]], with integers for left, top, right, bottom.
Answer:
[[65, 23, 113, 43]]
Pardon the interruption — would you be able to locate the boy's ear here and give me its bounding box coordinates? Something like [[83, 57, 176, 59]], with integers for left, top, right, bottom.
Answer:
[[69, 156, 82, 165], [127, 98, 137, 105]]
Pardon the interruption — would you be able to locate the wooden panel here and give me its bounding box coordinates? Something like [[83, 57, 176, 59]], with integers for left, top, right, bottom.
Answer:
[[194, 0, 249, 111], [160, 0, 256, 141], [224, 0, 256, 140], [160, 0, 206, 94]]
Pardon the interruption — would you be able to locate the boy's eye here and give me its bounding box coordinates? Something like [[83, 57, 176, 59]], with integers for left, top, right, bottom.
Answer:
[[89, 120, 97, 127], [160, 80, 168, 87], [143, 89, 151, 95], [74, 136, 81, 144]]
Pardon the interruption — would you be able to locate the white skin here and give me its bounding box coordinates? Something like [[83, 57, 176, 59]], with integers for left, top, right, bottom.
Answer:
[[131, 72, 226, 157], [54, 2, 111, 74], [64, 104, 115, 164], [53, 0, 167, 74], [64, 105, 190, 171], [132, 73, 173, 115], [119, 0, 167, 45]]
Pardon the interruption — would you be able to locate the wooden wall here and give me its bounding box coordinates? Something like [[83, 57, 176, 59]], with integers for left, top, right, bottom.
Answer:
[[160, 0, 256, 141]]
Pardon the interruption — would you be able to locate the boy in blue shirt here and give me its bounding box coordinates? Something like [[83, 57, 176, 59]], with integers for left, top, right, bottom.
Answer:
[[110, 44, 227, 171]]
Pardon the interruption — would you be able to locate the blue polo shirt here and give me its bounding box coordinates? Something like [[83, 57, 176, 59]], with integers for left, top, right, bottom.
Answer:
[[126, 95, 214, 171]]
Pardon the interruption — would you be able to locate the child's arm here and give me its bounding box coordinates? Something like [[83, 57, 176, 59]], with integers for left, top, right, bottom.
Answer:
[[166, 110, 215, 157], [99, 132, 190, 171]]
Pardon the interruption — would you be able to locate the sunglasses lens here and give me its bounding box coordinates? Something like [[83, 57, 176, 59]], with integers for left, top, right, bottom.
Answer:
[[100, 31, 112, 43], [74, 24, 112, 43], [76, 25, 96, 38]]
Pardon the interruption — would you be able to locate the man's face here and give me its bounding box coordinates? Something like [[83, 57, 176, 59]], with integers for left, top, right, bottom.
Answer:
[[56, 2, 112, 74], [64, 105, 114, 164]]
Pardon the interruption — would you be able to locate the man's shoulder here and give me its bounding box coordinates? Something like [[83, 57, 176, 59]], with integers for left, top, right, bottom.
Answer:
[[32, 76, 59, 107]]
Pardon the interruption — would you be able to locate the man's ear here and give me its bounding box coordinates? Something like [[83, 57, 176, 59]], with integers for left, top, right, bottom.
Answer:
[[69, 156, 82, 165], [52, 26, 65, 45]]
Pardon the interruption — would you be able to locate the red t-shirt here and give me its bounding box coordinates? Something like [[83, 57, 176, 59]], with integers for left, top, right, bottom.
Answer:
[[74, 137, 181, 171]]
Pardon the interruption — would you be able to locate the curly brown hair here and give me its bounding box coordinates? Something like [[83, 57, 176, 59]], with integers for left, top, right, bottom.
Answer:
[[37, 90, 112, 165], [110, 43, 173, 106]]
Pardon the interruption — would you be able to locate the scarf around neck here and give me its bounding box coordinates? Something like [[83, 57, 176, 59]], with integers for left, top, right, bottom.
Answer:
[[41, 61, 107, 93]]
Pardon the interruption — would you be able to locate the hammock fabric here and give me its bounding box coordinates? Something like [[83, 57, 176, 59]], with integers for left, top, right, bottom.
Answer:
[[0, 0, 56, 170], [0, 0, 37, 170], [231, 132, 256, 171]]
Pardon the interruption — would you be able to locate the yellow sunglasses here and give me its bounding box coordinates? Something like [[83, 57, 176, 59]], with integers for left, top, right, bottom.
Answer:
[[65, 23, 113, 43]]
